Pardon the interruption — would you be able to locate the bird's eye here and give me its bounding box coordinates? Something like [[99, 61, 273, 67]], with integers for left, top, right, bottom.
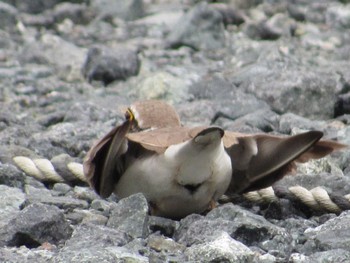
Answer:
[[125, 108, 135, 122]]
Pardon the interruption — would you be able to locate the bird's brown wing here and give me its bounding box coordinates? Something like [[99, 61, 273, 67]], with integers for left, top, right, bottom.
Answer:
[[83, 120, 132, 198], [126, 126, 208, 153], [224, 131, 347, 195]]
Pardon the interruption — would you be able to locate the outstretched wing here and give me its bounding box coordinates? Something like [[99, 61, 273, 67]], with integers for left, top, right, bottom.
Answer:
[[224, 131, 347, 195], [83, 120, 132, 198]]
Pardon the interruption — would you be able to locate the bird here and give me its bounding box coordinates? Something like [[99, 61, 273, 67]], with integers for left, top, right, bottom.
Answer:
[[83, 100, 346, 219]]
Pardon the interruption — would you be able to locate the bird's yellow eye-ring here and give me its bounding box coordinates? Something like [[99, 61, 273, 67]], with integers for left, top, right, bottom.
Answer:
[[125, 108, 135, 122]]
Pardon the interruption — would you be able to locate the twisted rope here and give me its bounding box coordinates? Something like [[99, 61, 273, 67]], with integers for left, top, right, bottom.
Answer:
[[13, 155, 350, 214], [13, 155, 86, 184]]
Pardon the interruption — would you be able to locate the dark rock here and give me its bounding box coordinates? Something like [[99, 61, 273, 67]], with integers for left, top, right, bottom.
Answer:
[[52, 2, 95, 25], [0, 2, 18, 30], [287, 4, 306, 21], [334, 92, 350, 117], [148, 216, 179, 237], [0, 203, 72, 247], [107, 193, 149, 239], [213, 4, 246, 26], [14, 0, 72, 14], [244, 21, 282, 40], [90, 0, 144, 21], [0, 163, 26, 189], [82, 46, 140, 86], [166, 2, 226, 50]]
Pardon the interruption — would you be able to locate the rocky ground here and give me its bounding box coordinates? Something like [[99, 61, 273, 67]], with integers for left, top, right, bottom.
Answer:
[[1, 0, 350, 262]]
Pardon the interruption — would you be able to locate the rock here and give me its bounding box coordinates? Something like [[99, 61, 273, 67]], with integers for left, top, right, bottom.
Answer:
[[0, 203, 72, 247], [334, 92, 350, 117], [213, 4, 246, 26], [206, 203, 292, 258], [25, 185, 89, 210], [73, 185, 100, 202], [185, 231, 255, 262], [135, 72, 188, 104], [52, 2, 95, 25], [166, 2, 226, 50], [53, 223, 137, 263], [52, 183, 72, 195], [230, 65, 342, 120], [326, 3, 350, 29], [147, 234, 185, 254], [0, 246, 54, 263], [304, 210, 350, 251], [82, 46, 140, 86], [107, 193, 149, 238], [0, 163, 26, 189], [0, 185, 26, 228], [278, 113, 326, 134], [90, 199, 113, 216], [148, 216, 179, 237], [0, 2, 18, 30], [309, 249, 350, 262], [221, 109, 280, 133], [90, 0, 144, 21], [20, 34, 87, 81], [12, 0, 67, 14]]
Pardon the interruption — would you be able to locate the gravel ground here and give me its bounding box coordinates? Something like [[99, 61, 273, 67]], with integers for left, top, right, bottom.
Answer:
[[1, 0, 350, 262]]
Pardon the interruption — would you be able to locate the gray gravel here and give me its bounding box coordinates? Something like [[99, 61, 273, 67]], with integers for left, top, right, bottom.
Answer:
[[1, 0, 350, 262]]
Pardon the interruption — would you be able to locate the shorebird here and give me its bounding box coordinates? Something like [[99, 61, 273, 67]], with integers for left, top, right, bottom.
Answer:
[[84, 100, 346, 219]]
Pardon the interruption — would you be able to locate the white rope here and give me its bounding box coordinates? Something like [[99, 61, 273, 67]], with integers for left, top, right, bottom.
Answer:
[[67, 162, 86, 182], [310, 187, 341, 213], [33, 159, 65, 182], [13, 156, 46, 181], [12, 155, 350, 215], [13, 156, 84, 183], [289, 185, 321, 211]]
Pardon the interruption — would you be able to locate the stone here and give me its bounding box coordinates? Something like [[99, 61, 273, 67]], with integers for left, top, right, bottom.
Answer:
[[90, 0, 144, 21], [82, 46, 140, 86], [185, 231, 255, 262], [25, 185, 89, 210], [148, 216, 179, 237], [304, 210, 350, 251], [0, 246, 54, 263], [0, 163, 26, 189], [230, 64, 342, 120], [107, 193, 149, 238], [147, 234, 185, 254], [326, 4, 350, 29], [166, 2, 226, 50], [0, 185, 26, 228], [0, 2, 18, 30], [135, 72, 188, 104], [52, 223, 137, 263], [0, 203, 72, 247]]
